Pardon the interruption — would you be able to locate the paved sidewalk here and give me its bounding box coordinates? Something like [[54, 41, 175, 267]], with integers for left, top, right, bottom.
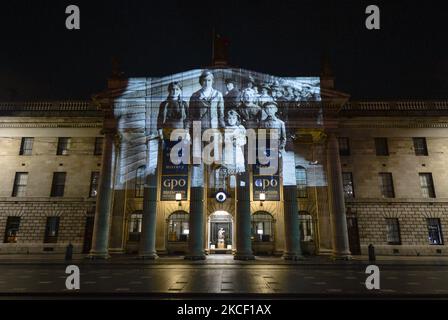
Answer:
[[1, 253, 448, 266]]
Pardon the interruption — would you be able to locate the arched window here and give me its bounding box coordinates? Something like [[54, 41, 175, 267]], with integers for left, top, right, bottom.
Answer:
[[298, 211, 314, 242], [251, 212, 274, 242], [135, 165, 145, 198], [167, 211, 189, 242], [295, 166, 307, 198], [128, 212, 142, 241]]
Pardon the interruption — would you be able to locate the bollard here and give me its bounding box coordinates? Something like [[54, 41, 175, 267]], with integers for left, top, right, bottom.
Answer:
[[65, 243, 73, 261], [368, 244, 376, 262]]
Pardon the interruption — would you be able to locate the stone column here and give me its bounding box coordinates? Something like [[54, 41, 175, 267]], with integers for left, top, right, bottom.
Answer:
[[327, 132, 352, 260], [283, 186, 303, 260], [139, 138, 159, 259], [234, 172, 255, 260], [89, 122, 116, 259], [185, 186, 206, 260], [139, 173, 158, 259]]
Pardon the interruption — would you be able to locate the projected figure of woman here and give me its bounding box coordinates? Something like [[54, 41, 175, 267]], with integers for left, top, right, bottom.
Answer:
[[189, 70, 225, 129], [157, 81, 189, 139]]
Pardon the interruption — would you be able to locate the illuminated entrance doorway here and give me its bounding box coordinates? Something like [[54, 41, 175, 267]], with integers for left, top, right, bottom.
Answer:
[[208, 211, 233, 254]]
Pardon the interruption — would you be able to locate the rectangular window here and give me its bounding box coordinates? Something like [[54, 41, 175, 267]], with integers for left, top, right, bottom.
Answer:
[[296, 167, 307, 198], [379, 173, 395, 198], [419, 173, 435, 198], [135, 166, 145, 198], [3, 217, 21, 243], [51, 172, 66, 197], [385, 218, 401, 245], [413, 137, 428, 156], [19, 137, 34, 155], [44, 217, 60, 243], [94, 137, 103, 155], [128, 213, 142, 242], [57, 137, 71, 155], [342, 172, 355, 198], [89, 171, 100, 197], [427, 218, 444, 245], [375, 138, 389, 156], [12, 172, 28, 197], [338, 137, 350, 156]]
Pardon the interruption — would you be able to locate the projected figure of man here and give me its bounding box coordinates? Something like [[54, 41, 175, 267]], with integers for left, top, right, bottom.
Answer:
[[260, 101, 286, 152], [189, 70, 225, 129], [222, 109, 246, 174], [157, 81, 189, 139]]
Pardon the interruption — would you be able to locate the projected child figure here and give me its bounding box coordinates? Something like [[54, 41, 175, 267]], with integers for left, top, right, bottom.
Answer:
[[222, 109, 246, 174]]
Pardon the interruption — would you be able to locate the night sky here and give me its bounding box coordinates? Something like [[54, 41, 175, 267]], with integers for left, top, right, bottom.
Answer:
[[1, 0, 447, 101]]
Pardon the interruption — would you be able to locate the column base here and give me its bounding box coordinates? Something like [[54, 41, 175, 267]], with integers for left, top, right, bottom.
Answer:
[[234, 254, 255, 261], [138, 253, 159, 260], [184, 255, 206, 260], [87, 252, 110, 260], [282, 253, 304, 261]]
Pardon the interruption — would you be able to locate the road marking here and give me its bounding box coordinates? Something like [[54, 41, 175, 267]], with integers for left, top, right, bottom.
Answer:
[[406, 282, 420, 285], [313, 282, 327, 285], [326, 289, 343, 293], [39, 281, 53, 284]]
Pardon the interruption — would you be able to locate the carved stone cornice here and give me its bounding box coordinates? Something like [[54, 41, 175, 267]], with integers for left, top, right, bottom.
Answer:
[[338, 118, 448, 129]]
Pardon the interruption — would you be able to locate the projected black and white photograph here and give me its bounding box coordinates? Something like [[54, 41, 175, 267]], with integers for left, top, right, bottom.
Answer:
[[0, 0, 448, 315]]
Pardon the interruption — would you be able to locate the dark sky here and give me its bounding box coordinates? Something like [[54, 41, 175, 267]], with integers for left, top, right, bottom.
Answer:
[[1, 0, 447, 100]]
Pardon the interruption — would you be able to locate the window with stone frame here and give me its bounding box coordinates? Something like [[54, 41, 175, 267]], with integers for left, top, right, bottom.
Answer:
[[413, 137, 428, 156], [419, 173, 436, 198], [12, 172, 28, 197], [51, 172, 66, 197], [3, 217, 21, 243], [427, 218, 444, 245], [375, 137, 389, 156], [167, 212, 189, 242], [44, 217, 60, 243], [19, 137, 34, 155], [57, 137, 71, 155], [128, 212, 142, 242], [342, 172, 355, 198], [338, 137, 350, 156], [89, 171, 100, 197], [385, 218, 401, 245], [379, 172, 395, 198], [94, 137, 104, 155], [295, 166, 307, 198], [251, 212, 274, 242], [299, 212, 314, 242], [135, 165, 145, 198]]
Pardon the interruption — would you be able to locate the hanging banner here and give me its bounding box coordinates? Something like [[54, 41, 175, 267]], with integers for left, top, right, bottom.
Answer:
[[161, 175, 188, 201], [253, 175, 280, 201], [162, 139, 188, 175]]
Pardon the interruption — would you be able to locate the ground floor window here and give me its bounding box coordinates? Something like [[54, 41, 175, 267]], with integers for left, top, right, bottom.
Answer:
[[427, 218, 444, 245], [168, 211, 189, 242], [44, 217, 60, 243], [251, 212, 274, 242], [4, 217, 20, 243], [299, 211, 314, 242], [385, 218, 401, 245], [128, 212, 142, 242]]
